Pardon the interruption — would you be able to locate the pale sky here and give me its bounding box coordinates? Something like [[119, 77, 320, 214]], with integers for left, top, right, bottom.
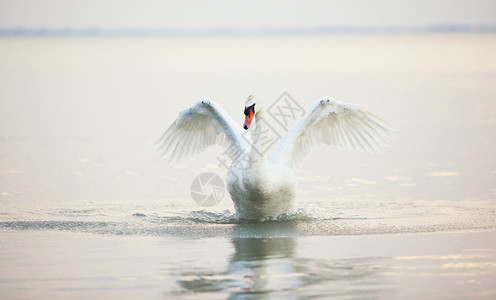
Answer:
[[0, 0, 495, 32]]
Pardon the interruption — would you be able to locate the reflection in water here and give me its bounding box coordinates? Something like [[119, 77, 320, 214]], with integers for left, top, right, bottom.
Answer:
[[176, 221, 389, 298], [227, 237, 302, 297]]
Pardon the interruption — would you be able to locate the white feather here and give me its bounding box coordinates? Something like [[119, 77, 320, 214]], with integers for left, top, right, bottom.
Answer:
[[273, 97, 396, 169], [157, 97, 248, 162]]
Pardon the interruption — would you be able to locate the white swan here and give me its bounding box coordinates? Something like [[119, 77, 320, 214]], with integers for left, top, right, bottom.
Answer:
[[158, 95, 395, 219]]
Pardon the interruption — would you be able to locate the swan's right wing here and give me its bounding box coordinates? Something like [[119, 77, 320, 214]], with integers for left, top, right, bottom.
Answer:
[[157, 97, 248, 161], [274, 97, 396, 169]]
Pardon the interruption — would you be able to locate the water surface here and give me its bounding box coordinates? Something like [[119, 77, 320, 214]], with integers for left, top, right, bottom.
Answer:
[[1, 34, 496, 298]]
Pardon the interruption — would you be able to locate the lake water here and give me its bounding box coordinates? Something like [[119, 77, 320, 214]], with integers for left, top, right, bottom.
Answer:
[[1, 34, 496, 298]]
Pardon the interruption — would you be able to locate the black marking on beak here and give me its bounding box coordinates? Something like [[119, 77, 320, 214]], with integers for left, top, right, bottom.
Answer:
[[244, 104, 255, 116]]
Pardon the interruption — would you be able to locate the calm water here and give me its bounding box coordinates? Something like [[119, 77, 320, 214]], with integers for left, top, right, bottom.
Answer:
[[1, 34, 496, 298]]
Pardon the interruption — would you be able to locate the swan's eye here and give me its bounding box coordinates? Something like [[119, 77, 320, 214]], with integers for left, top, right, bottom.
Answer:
[[244, 104, 255, 116]]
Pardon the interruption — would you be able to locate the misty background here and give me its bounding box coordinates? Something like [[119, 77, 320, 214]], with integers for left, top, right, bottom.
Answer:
[[1, 0, 495, 205], [1, 0, 495, 34]]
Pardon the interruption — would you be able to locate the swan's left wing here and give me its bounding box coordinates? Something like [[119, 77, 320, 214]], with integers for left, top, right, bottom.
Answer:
[[273, 97, 396, 169], [157, 97, 248, 161]]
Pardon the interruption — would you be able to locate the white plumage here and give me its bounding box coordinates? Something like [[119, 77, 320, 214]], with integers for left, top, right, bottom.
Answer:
[[158, 95, 395, 219]]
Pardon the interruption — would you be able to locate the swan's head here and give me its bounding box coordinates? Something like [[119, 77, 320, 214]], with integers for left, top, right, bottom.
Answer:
[[243, 95, 260, 130]]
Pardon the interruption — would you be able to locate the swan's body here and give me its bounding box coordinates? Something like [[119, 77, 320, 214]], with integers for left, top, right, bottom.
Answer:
[[158, 95, 395, 219]]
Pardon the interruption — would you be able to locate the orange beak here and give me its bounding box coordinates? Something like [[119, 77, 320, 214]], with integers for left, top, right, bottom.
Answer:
[[243, 110, 254, 130]]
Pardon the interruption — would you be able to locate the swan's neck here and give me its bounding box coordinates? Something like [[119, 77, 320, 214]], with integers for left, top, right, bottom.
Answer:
[[249, 109, 269, 164]]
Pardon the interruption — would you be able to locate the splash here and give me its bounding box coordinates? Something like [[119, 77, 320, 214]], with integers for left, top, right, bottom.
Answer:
[[186, 206, 333, 224]]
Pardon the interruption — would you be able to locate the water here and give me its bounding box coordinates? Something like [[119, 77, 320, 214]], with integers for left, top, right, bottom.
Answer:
[[1, 34, 496, 298], [2, 197, 496, 237], [1, 200, 496, 299]]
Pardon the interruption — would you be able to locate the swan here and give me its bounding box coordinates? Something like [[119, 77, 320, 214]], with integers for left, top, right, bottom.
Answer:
[[158, 95, 395, 219]]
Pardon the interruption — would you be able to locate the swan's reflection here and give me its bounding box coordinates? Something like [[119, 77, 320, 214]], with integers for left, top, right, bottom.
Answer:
[[176, 221, 386, 298], [177, 221, 301, 298], [228, 236, 301, 296]]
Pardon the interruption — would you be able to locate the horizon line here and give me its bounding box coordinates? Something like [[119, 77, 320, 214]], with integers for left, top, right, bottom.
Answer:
[[1, 24, 496, 37]]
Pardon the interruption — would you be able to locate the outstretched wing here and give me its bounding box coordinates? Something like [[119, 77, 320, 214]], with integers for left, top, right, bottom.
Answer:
[[157, 97, 248, 161], [272, 97, 396, 169]]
